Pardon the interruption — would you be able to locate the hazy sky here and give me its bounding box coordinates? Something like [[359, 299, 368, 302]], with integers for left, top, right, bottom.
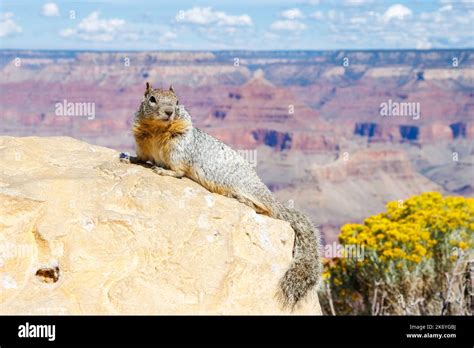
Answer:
[[1, 0, 473, 50]]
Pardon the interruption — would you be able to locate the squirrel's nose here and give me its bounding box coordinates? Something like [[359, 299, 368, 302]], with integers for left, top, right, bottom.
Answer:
[[164, 108, 174, 117]]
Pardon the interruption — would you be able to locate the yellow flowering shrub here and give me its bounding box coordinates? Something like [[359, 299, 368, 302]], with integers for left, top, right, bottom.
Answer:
[[320, 192, 474, 315]]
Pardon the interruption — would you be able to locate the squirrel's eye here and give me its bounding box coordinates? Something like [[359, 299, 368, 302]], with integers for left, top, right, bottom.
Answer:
[[176, 100, 179, 105], [149, 96, 156, 104]]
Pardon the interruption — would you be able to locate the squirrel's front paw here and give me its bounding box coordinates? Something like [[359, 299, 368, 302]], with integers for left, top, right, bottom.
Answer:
[[151, 166, 167, 175], [119, 152, 130, 163], [151, 166, 184, 178]]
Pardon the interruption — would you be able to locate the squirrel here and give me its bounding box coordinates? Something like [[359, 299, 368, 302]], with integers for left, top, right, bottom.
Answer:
[[120, 82, 322, 310]]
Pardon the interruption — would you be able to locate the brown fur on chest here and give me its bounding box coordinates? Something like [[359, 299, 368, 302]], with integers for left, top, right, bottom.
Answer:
[[132, 118, 190, 164]]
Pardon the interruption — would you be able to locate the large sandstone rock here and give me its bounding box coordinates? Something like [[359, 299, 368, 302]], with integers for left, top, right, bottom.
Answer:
[[0, 136, 321, 315]]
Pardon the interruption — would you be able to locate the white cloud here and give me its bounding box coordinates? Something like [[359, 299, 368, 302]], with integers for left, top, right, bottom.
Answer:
[[161, 31, 177, 41], [77, 12, 124, 33], [310, 11, 324, 20], [280, 8, 304, 20], [224, 27, 237, 35], [59, 28, 75, 37], [382, 4, 412, 22], [353, 3, 471, 48], [345, 0, 374, 5], [176, 7, 252, 27], [440, 0, 473, 4], [271, 0, 472, 49], [416, 39, 432, 49], [60, 11, 125, 42], [420, 11, 445, 23], [270, 20, 307, 31], [0, 12, 22, 37], [439, 4, 453, 12], [350, 17, 367, 24], [41, 3, 60, 17]]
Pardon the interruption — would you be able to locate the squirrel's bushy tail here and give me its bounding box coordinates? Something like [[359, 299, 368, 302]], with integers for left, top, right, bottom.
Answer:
[[273, 204, 322, 310]]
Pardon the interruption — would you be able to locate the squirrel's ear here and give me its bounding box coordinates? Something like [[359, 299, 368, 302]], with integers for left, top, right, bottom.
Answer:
[[169, 85, 175, 93], [145, 82, 153, 96]]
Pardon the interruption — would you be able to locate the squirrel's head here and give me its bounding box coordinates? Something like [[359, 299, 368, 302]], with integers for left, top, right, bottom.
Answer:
[[140, 82, 179, 121]]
